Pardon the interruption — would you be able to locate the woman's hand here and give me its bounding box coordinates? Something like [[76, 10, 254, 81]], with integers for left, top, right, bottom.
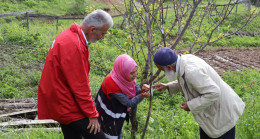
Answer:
[[141, 84, 150, 92], [87, 118, 100, 134], [140, 84, 150, 98], [140, 91, 150, 98]]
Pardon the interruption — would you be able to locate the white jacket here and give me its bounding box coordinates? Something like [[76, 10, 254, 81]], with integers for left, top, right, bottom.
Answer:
[[167, 54, 245, 138]]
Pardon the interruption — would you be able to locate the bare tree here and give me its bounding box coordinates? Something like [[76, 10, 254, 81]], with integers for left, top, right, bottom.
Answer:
[[106, 0, 259, 138]]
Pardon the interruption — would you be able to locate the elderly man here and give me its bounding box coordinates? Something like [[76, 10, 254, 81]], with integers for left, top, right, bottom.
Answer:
[[153, 47, 245, 139], [38, 9, 113, 139]]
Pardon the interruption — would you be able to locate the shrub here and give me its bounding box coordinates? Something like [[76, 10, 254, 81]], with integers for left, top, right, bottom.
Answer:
[[24, 0, 37, 8]]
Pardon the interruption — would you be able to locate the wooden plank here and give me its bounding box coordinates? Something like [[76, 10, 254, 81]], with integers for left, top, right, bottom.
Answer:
[[0, 98, 37, 103], [0, 119, 58, 127], [0, 109, 37, 119], [0, 10, 34, 17], [1, 127, 61, 132], [59, 17, 84, 20], [0, 103, 36, 109], [28, 13, 58, 19]]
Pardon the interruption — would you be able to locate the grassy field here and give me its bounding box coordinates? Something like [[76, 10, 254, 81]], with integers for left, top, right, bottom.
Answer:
[[0, 68, 259, 138], [0, 0, 109, 15], [0, 0, 259, 138]]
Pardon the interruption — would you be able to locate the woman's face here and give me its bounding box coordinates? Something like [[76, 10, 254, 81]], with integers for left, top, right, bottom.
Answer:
[[129, 67, 138, 81]]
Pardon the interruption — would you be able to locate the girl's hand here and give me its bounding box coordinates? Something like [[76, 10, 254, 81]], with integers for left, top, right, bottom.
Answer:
[[141, 84, 150, 92], [140, 92, 150, 98]]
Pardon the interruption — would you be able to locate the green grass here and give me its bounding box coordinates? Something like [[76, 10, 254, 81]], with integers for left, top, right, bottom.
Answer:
[[0, 0, 109, 15], [0, 0, 259, 98], [0, 68, 258, 138], [0, 44, 44, 98], [121, 69, 259, 139], [0, 128, 63, 139], [222, 68, 260, 139]]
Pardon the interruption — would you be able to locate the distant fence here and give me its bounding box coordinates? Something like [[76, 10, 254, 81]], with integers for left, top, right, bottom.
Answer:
[[0, 10, 123, 31], [0, 2, 244, 31]]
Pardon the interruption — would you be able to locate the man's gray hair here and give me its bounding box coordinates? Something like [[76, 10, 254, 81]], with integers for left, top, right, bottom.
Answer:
[[82, 9, 113, 29]]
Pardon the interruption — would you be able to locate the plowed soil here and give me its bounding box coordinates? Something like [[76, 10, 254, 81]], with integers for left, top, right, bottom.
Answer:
[[195, 48, 260, 75], [1, 45, 259, 75]]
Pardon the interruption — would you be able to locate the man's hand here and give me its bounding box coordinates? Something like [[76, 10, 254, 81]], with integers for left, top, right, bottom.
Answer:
[[87, 118, 100, 134], [152, 83, 168, 92], [180, 102, 190, 111]]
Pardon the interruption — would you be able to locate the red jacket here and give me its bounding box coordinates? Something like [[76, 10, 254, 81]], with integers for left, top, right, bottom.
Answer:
[[38, 23, 99, 125]]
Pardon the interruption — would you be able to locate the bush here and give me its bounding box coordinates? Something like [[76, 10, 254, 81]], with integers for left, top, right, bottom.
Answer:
[[24, 0, 37, 8]]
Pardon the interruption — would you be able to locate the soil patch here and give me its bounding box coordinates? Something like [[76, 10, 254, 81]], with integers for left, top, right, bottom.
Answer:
[[195, 48, 260, 75]]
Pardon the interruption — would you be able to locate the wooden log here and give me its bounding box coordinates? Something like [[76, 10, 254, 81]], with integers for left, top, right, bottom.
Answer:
[[0, 10, 34, 17], [28, 13, 58, 19], [0, 103, 36, 109], [1, 127, 61, 132], [0, 119, 58, 127], [58, 17, 84, 20], [0, 109, 37, 121], [0, 98, 37, 103]]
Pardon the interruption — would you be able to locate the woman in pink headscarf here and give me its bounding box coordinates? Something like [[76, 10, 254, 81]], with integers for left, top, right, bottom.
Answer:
[[95, 54, 150, 139]]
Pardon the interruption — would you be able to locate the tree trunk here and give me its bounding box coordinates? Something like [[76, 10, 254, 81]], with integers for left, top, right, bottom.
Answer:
[[129, 107, 138, 139]]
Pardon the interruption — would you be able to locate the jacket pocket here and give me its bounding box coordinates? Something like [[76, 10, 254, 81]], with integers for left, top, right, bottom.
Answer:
[[203, 102, 219, 118]]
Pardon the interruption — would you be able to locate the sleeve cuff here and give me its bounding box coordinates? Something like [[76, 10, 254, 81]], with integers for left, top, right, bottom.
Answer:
[[166, 80, 180, 95], [137, 94, 144, 100]]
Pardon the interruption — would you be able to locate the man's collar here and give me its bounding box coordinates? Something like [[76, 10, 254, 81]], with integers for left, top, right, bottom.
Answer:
[[81, 29, 88, 45], [176, 55, 181, 78]]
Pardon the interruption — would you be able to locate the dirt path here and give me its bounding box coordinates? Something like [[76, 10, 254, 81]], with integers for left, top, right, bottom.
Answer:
[[195, 48, 260, 75]]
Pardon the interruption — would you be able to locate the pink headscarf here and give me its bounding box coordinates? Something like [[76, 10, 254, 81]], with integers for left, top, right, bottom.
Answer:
[[110, 54, 138, 98]]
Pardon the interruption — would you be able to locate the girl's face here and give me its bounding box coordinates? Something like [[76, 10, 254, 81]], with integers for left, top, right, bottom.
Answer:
[[129, 67, 138, 81]]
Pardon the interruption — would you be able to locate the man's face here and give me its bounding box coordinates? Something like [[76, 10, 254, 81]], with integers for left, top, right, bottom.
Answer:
[[164, 66, 176, 82], [155, 63, 176, 81], [88, 24, 109, 43], [155, 63, 164, 71]]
